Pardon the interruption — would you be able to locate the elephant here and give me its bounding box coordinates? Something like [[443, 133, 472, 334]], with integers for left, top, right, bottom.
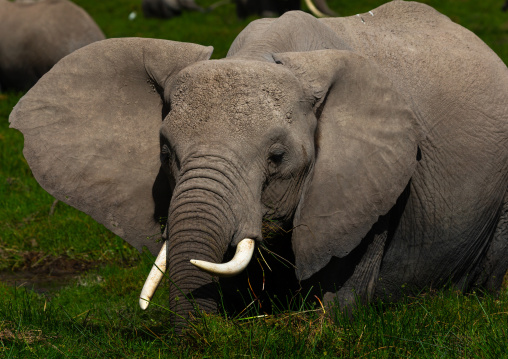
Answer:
[[0, 0, 104, 91], [142, 0, 333, 19], [142, 0, 204, 19], [9, 1, 508, 328], [235, 0, 335, 19]]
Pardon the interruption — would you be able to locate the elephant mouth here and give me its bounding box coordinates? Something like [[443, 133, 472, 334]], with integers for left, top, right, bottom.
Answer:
[[139, 238, 256, 310]]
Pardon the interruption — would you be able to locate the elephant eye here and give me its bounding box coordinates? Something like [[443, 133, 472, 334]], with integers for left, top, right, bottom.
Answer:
[[160, 144, 171, 165], [268, 152, 284, 165], [160, 144, 181, 174], [267, 149, 286, 173]]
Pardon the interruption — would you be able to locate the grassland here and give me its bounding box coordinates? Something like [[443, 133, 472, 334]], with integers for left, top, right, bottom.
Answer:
[[1, 0, 507, 357]]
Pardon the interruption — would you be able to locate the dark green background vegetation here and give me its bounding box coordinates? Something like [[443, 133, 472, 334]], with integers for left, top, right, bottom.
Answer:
[[1, 0, 507, 357]]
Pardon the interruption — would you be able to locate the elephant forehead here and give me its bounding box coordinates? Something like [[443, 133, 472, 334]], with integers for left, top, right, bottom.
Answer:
[[166, 61, 302, 139]]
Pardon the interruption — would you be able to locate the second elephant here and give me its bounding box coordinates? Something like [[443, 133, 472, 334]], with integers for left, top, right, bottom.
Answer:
[[142, 0, 204, 19], [235, 0, 335, 18], [0, 0, 105, 91]]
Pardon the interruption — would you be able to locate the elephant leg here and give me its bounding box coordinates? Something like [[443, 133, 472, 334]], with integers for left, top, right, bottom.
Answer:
[[309, 215, 389, 310], [471, 188, 508, 290], [325, 228, 387, 308]]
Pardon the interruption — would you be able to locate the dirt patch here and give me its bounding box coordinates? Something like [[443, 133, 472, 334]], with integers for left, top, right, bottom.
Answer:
[[18, 251, 96, 275], [0, 252, 98, 295], [0, 323, 56, 344]]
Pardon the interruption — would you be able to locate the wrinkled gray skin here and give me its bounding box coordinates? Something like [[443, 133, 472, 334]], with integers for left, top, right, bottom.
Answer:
[[0, 0, 105, 91], [142, 0, 203, 18], [9, 1, 508, 327]]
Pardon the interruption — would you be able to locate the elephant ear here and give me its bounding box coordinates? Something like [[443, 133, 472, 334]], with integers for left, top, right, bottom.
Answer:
[[273, 50, 419, 280], [9, 38, 213, 255]]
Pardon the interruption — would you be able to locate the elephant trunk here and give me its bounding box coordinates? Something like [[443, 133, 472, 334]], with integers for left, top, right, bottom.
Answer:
[[150, 155, 261, 325], [167, 186, 233, 323]]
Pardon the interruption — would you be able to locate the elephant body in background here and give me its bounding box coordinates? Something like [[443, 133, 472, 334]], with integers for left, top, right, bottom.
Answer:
[[235, 0, 300, 18], [142, 0, 204, 19], [142, 0, 334, 19], [0, 0, 104, 91], [235, 0, 335, 19], [10, 1, 508, 327]]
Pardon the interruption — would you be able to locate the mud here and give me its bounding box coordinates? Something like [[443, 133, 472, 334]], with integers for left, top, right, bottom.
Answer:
[[0, 252, 98, 295], [0, 271, 83, 294]]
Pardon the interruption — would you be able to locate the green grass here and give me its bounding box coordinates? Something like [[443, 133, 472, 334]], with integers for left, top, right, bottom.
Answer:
[[1, 0, 508, 357], [1, 283, 507, 357]]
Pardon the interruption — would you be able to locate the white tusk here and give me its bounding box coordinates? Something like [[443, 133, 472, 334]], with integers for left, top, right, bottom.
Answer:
[[190, 238, 255, 277], [304, 0, 328, 18], [139, 241, 167, 310]]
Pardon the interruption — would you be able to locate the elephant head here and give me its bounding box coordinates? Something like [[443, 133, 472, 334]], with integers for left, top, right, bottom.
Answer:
[[10, 36, 419, 325]]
